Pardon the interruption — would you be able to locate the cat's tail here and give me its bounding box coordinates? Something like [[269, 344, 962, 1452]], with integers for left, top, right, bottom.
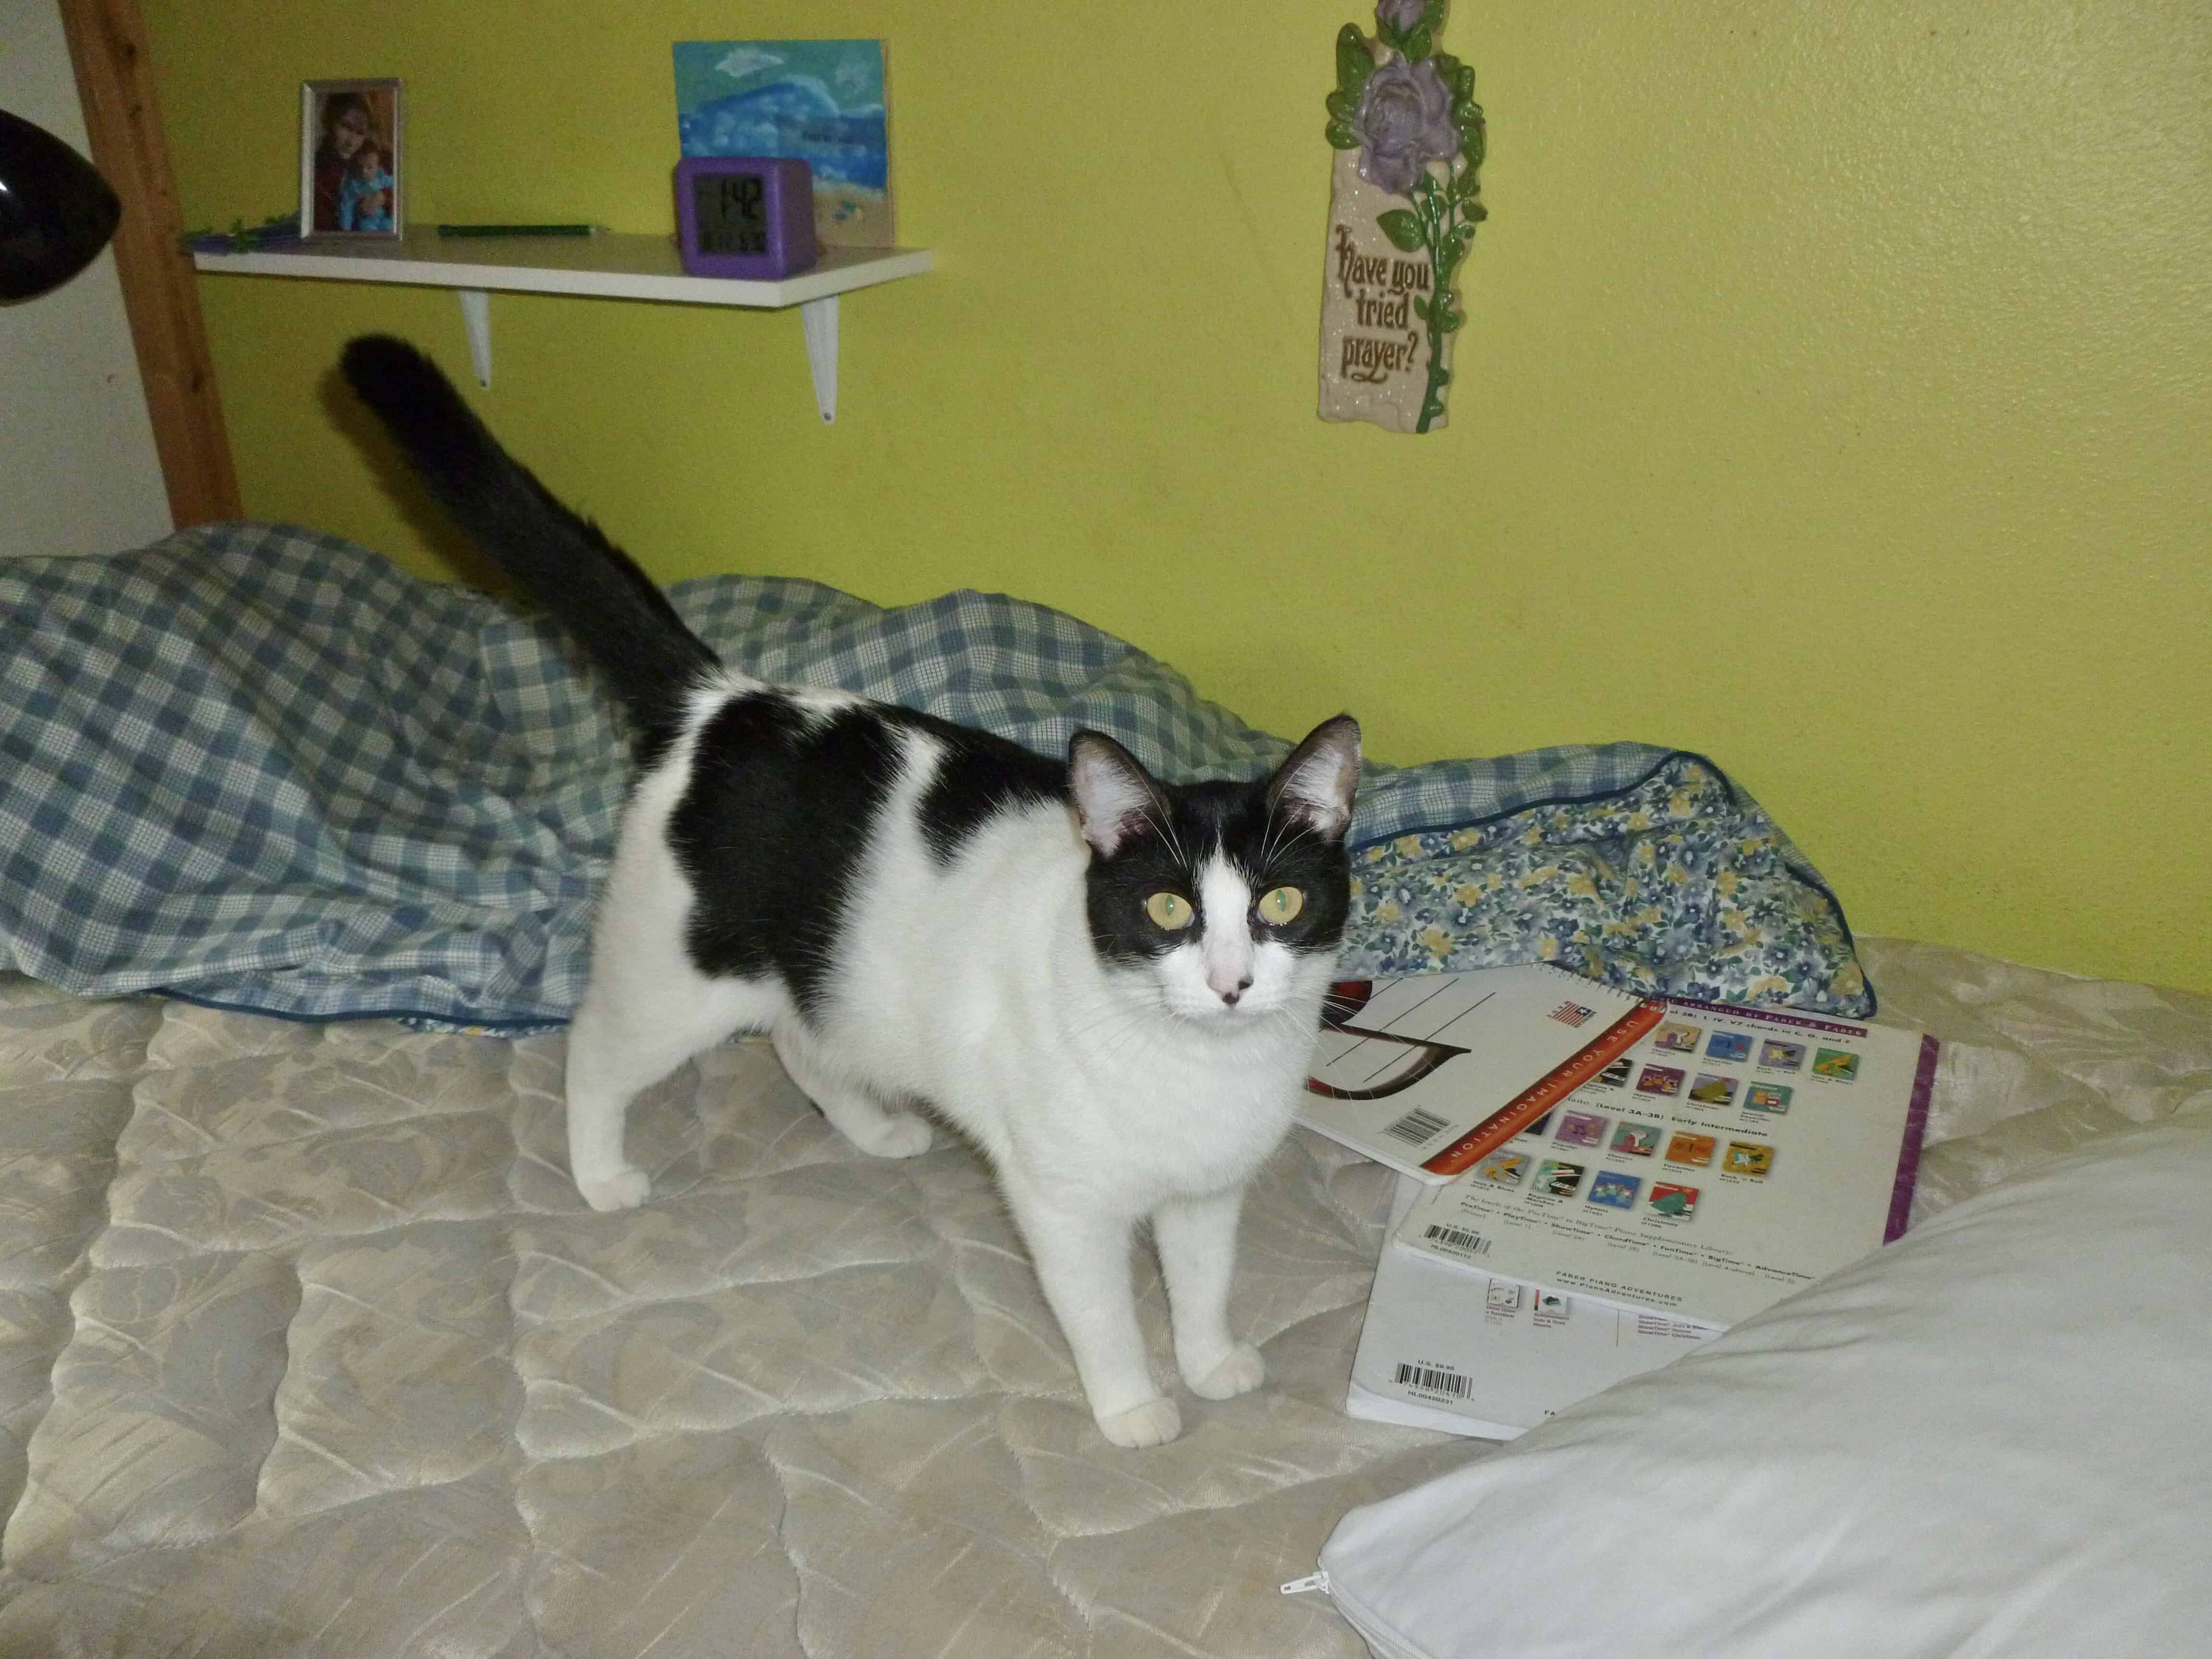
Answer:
[[338, 334, 719, 737]]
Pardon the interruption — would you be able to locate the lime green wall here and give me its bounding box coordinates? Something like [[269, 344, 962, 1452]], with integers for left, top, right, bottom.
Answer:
[[148, 0, 2212, 995]]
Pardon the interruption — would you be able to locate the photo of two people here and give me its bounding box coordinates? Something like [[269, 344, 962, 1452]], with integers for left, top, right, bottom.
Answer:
[[301, 80, 402, 238]]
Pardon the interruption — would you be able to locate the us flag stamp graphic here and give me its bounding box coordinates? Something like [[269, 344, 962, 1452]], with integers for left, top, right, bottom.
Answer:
[[1549, 1001, 1596, 1028]]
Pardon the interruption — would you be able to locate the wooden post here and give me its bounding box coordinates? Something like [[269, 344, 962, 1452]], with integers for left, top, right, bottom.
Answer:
[[55, 0, 241, 527]]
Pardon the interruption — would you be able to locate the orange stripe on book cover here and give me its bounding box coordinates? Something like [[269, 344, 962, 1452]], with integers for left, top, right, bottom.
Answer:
[[1419, 999, 1669, 1177]]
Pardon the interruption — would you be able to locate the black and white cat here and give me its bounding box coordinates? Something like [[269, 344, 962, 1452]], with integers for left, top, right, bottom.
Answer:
[[338, 337, 1361, 1447]]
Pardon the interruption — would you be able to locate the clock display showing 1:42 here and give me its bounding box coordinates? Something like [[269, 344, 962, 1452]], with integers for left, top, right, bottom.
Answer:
[[673, 156, 817, 279]]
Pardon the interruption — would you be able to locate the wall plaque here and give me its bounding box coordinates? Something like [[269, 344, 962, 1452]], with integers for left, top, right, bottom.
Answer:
[[1318, 1, 1486, 434]]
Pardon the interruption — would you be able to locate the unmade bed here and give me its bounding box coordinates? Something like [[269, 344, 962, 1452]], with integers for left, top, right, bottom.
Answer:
[[2, 529, 2205, 1653], [0, 937, 2205, 1655]]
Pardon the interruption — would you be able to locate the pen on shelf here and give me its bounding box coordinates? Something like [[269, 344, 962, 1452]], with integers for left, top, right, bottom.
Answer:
[[434, 223, 600, 238]]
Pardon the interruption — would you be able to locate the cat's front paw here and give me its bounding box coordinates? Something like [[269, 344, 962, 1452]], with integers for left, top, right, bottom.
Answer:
[[851, 1110, 933, 1159], [1096, 1396, 1182, 1448], [577, 1165, 650, 1212], [1187, 1342, 1266, 1401]]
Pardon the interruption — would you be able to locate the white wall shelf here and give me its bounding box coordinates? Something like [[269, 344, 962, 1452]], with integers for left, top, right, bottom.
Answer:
[[192, 230, 933, 422]]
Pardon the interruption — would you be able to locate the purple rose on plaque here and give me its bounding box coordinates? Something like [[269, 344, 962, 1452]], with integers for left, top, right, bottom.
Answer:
[[1353, 56, 1461, 196], [1375, 0, 1427, 31]]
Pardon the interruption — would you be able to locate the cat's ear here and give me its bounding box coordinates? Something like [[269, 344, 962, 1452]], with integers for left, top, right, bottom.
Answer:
[[1068, 731, 1171, 858], [1265, 714, 1362, 844]]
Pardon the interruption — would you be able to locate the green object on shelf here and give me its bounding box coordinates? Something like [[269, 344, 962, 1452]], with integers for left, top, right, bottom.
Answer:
[[434, 223, 596, 238]]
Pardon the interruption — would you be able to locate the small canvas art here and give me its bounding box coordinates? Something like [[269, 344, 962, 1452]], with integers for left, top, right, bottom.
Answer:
[[674, 40, 891, 247], [1648, 1183, 1701, 1220], [1758, 1039, 1807, 1071], [1746, 1083, 1793, 1115], [1652, 1021, 1703, 1054], [1635, 1065, 1685, 1098], [1594, 1057, 1634, 1089], [300, 80, 402, 239], [1705, 1032, 1752, 1062]]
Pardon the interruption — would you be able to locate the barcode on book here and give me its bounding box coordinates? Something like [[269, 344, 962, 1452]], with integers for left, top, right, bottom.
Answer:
[[1422, 1223, 1492, 1256], [1394, 1361, 1471, 1400], [1383, 1107, 1450, 1147]]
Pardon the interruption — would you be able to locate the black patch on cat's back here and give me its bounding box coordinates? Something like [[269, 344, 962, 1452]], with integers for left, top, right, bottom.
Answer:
[[884, 707, 1067, 862], [666, 693, 1069, 1016], [669, 694, 904, 1013]]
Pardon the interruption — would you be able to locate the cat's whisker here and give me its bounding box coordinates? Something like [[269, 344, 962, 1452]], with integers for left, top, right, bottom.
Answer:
[[1258, 801, 1292, 865], [1142, 804, 1190, 868], [1267, 817, 1320, 866], [1067, 1004, 1156, 1051]]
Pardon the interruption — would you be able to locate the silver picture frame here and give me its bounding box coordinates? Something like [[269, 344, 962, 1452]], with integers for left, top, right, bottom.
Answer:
[[300, 78, 403, 240]]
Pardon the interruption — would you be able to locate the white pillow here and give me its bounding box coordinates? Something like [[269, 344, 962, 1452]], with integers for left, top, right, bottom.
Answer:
[[1319, 1111, 2212, 1659]]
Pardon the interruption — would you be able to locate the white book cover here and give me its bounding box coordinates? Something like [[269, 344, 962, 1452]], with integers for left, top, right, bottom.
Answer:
[[1297, 964, 1655, 1183], [1394, 999, 1938, 1328], [1347, 1176, 1721, 1439]]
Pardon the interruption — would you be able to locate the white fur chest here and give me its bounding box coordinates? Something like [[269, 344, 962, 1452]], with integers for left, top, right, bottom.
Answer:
[[1034, 1022, 1315, 1204], [815, 790, 1328, 1207]]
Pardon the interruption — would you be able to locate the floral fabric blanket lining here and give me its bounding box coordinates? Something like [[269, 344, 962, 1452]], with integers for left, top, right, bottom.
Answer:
[[0, 524, 1870, 1029]]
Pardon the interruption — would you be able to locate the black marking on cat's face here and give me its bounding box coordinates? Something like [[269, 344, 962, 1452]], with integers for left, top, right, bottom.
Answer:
[[1073, 718, 1361, 974], [1082, 779, 1353, 968]]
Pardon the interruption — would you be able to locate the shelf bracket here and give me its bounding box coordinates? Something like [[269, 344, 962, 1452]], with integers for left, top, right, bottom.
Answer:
[[458, 289, 492, 388], [800, 294, 838, 423], [456, 285, 832, 418]]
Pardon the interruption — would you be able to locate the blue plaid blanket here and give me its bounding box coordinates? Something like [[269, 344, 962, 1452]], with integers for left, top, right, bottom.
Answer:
[[0, 524, 1870, 1028]]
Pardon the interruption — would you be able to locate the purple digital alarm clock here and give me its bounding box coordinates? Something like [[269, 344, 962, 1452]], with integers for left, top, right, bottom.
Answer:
[[673, 156, 818, 280]]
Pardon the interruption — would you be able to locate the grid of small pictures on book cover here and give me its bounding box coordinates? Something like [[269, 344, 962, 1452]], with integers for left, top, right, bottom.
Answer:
[[1459, 1018, 1866, 1224]]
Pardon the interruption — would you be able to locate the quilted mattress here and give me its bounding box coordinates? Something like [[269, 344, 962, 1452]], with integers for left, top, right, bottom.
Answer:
[[0, 937, 2206, 1656]]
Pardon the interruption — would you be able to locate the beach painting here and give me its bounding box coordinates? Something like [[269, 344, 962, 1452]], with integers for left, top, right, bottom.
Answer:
[[674, 40, 891, 248]]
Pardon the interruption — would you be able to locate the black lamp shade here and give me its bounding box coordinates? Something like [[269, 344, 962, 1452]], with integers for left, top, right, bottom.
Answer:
[[0, 106, 123, 302]]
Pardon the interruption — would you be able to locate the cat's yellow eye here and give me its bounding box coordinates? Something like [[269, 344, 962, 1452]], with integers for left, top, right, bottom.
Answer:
[[1257, 886, 1305, 924], [1144, 892, 1195, 931]]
